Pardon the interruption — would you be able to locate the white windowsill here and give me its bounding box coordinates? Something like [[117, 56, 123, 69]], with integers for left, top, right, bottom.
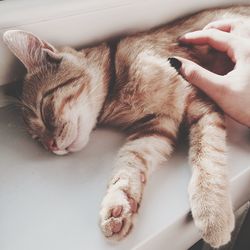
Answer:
[[0, 107, 249, 250]]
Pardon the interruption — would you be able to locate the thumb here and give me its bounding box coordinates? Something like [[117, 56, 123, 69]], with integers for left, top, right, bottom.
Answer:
[[168, 56, 226, 101]]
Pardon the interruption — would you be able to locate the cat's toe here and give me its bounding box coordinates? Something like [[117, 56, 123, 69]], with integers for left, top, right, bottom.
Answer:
[[202, 224, 232, 248], [228, 209, 235, 233], [100, 203, 135, 239], [195, 208, 235, 248], [101, 216, 124, 237], [100, 189, 139, 240]]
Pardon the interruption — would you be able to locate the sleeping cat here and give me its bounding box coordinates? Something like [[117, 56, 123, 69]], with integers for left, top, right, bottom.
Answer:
[[4, 5, 249, 248]]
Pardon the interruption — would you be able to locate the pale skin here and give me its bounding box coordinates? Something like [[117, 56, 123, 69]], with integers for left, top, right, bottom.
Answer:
[[175, 19, 250, 127]]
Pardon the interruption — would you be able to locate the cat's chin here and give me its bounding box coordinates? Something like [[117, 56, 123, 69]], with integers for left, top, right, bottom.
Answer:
[[65, 115, 91, 153], [50, 116, 91, 155], [52, 149, 69, 156], [51, 135, 90, 155], [66, 134, 89, 153]]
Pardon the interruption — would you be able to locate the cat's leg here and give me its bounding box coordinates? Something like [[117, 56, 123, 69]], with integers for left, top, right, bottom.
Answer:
[[100, 115, 179, 240], [186, 94, 234, 248]]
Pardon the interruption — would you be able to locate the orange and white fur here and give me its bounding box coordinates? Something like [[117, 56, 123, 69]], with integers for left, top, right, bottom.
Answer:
[[4, 5, 248, 248]]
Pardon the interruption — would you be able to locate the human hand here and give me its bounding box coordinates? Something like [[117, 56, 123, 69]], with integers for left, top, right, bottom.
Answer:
[[173, 19, 250, 127]]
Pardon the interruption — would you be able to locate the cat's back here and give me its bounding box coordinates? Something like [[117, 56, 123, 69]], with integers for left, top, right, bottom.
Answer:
[[116, 5, 250, 61], [101, 5, 250, 126], [112, 4, 250, 105]]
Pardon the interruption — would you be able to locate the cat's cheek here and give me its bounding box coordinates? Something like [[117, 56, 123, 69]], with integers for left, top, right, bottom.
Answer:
[[66, 112, 94, 152], [67, 134, 90, 152]]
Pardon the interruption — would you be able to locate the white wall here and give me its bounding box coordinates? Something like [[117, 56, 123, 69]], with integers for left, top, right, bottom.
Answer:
[[0, 0, 250, 86]]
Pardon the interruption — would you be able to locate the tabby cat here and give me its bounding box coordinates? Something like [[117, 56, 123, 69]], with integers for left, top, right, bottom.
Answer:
[[4, 5, 248, 248]]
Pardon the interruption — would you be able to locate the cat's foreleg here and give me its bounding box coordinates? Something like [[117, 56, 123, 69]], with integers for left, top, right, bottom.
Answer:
[[100, 116, 178, 240], [187, 95, 234, 248]]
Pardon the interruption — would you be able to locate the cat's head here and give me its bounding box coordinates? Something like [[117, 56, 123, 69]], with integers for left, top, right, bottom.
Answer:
[[3, 30, 110, 155]]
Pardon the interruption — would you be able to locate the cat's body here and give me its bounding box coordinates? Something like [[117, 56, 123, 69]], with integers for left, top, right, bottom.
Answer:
[[4, 5, 250, 248]]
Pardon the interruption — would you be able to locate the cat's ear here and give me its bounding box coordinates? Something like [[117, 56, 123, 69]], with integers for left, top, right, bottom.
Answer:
[[3, 30, 62, 71]]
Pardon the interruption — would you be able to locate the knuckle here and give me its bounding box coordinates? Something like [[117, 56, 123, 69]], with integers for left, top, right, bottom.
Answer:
[[205, 29, 215, 39], [205, 29, 224, 43], [218, 83, 229, 97], [229, 38, 243, 57], [219, 76, 231, 93], [234, 19, 244, 27], [228, 37, 237, 48]]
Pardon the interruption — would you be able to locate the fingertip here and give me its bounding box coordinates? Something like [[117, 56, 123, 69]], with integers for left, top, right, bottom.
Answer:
[[168, 56, 195, 86], [173, 56, 227, 101], [202, 19, 234, 32], [203, 22, 216, 30], [203, 25, 211, 30], [178, 32, 198, 43], [168, 57, 182, 71], [177, 30, 207, 45], [170, 56, 210, 83], [178, 34, 186, 42], [178, 33, 192, 43]]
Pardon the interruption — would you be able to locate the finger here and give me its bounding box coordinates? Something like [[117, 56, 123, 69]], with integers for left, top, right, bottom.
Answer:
[[171, 56, 226, 101], [203, 19, 240, 32], [179, 29, 237, 61]]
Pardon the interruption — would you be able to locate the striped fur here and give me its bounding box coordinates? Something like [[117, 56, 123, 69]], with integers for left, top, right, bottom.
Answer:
[[4, 5, 250, 247]]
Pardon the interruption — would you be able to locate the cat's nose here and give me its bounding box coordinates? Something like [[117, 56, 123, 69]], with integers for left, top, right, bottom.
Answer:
[[46, 139, 58, 151]]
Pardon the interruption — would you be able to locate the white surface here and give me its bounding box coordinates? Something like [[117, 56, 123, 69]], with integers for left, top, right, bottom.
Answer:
[[0, 107, 249, 250], [134, 169, 250, 250]]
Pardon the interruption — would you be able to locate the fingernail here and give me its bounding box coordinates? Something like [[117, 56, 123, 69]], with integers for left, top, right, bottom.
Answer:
[[168, 57, 182, 71], [179, 32, 197, 40], [179, 33, 192, 40]]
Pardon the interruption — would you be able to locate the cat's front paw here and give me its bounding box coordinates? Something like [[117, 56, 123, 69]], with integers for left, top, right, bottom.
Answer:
[[100, 171, 145, 240], [192, 199, 235, 248]]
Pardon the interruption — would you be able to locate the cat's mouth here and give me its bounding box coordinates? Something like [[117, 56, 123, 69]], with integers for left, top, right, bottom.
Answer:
[[51, 117, 89, 155]]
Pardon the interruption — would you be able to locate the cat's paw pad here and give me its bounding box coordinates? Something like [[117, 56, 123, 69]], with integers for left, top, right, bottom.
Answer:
[[100, 171, 145, 240], [100, 188, 139, 240], [195, 207, 235, 248]]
